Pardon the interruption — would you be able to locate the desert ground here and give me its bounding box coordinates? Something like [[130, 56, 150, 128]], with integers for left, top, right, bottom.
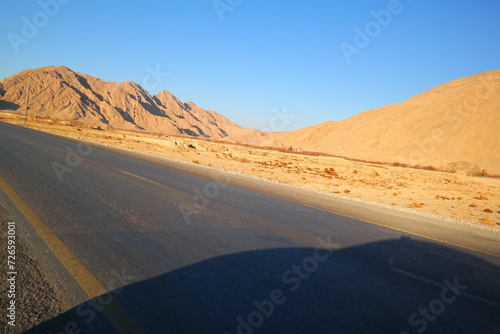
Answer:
[[1, 112, 499, 227]]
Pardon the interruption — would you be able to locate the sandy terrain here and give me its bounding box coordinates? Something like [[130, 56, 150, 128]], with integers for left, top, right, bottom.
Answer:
[[1, 113, 499, 227], [264, 71, 500, 176]]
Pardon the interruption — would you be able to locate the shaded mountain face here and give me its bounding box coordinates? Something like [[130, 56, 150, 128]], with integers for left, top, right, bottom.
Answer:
[[266, 70, 500, 174], [0, 65, 241, 138]]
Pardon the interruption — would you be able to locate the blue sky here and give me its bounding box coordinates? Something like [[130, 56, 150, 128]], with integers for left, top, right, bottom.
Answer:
[[1, 0, 499, 131]]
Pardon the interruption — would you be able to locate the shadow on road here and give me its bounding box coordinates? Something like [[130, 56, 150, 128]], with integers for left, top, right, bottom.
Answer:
[[26, 237, 500, 334]]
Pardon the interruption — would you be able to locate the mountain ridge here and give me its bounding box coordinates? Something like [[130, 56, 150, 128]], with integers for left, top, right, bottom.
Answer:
[[1, 66, 499, 173], [0, 65, 249, 138]]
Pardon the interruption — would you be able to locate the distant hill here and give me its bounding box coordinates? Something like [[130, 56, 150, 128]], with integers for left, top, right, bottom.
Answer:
[[265, 71, 500, 175], [0, 65, 249, 138]]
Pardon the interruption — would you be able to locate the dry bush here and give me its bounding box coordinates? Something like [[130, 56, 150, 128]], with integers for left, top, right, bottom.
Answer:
[[323, 167, 337, 175], [475, 169, 490, 177], [408, 203, 425, 208], [473, 195, 489, 200], [420, 165, 438, 171], [445, 161, 486, 176], [436, 195, 451, 200], [392, 162, 409, 168]]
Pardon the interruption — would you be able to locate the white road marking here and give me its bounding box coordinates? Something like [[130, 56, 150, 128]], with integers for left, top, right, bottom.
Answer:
[[389, 267, 500, 310], [120, 170, 163, 187]]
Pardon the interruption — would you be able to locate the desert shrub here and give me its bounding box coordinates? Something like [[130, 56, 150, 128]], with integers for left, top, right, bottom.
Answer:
[[445, 161, 486, 176], [473, 195, 489, 200]]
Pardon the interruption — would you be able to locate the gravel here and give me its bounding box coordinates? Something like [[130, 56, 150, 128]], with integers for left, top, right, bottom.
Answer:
[[0, 204, 67, 333]]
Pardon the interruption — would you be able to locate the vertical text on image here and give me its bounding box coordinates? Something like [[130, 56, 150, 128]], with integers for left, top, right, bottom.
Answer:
[[6, 222, 17, 327]]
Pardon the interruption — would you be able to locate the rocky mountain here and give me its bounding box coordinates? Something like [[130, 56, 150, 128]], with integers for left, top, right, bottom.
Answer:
[[265, 70, 500, 174], [0, 65, 246, 138], [1, 66, 498, 174]]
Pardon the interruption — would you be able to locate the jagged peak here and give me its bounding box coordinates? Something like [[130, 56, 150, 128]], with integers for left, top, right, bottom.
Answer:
[[23, 65, 73, 76], [0, 65, 243, 139], [155, 89, 178, 99]]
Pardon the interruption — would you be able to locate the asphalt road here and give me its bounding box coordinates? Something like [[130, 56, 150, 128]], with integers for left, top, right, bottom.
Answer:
[[0, 121, 499, 334]]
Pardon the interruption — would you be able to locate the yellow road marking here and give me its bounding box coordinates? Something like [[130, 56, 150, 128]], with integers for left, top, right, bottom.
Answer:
[[0, 176, 147, 333], [302, 203, 500, 258]]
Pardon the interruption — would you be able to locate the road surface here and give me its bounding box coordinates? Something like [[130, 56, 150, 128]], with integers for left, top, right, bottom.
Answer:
[[0, 122, 499, 333]]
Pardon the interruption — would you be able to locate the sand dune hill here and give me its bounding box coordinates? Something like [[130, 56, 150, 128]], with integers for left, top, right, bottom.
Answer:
[[0, 66, 243, 138], [266, 71, 500, 175]]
